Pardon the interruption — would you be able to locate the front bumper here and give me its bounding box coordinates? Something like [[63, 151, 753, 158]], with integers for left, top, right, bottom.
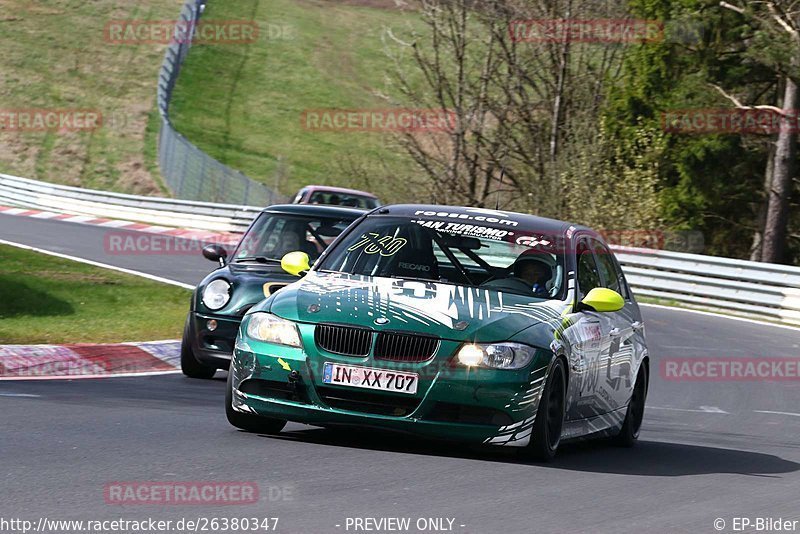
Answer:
[[230, 332, 551, 447], [190, 312, 242, 368]]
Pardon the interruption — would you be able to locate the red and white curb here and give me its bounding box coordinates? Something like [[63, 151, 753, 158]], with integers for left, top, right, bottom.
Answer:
[[0, 340, 182, 380], [0, 204, 239, 245]]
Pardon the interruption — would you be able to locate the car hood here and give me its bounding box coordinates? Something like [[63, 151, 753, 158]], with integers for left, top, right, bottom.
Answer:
[[195, 263, 301, 315], [267, 271, 568, 342]]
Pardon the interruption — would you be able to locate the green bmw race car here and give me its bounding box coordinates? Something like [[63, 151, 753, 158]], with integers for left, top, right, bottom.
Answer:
[[226, 205, 649, 460]]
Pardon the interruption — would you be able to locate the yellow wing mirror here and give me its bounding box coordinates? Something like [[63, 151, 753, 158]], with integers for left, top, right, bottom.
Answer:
[[280, 251, 311, 277], [579, 287, 625, 313]]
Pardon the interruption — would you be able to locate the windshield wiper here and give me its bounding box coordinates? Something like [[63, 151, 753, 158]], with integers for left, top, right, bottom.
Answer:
[[234, 256, 281, 264]]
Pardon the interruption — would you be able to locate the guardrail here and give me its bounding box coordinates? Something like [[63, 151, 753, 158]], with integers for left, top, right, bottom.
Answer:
[[0, 173, 261, 233], [156, 0, 286, 206], [1, 170, 798, 326], [613, 246, 800, 326]]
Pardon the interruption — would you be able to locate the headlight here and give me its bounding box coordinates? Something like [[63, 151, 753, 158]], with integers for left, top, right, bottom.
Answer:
[[455, 342, 536, 370], [202, 279, 231, 310], [246, 313, 302, 348]]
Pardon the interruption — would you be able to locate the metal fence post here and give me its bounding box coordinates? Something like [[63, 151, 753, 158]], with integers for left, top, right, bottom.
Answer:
[[155, 0, 286, 206]]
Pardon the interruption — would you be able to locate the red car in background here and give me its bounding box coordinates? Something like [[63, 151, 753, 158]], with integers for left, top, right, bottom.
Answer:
[[292, 185, 381, 209]]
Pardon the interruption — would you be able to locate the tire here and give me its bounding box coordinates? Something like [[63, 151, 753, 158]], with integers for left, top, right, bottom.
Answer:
[[180, 315, 217, 379], [225, 368, 287, 434], [615, 364, 648, 447], [524, 358, 567, 462]]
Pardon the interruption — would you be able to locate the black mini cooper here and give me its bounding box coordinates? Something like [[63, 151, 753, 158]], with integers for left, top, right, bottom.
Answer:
[[181, 204, 364, 379]]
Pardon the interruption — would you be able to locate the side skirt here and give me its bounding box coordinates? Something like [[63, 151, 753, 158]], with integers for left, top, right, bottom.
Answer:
[[561, 406, 627, 442]]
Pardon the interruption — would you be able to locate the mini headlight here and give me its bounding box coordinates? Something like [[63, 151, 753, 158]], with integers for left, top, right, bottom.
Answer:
[[245, 313, 302, 348], [202, 279, 231, 310], [455, 342, 536, 370]]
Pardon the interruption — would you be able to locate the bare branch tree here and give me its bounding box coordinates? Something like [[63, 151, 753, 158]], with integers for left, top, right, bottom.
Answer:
[[386, 0, 631, 216]]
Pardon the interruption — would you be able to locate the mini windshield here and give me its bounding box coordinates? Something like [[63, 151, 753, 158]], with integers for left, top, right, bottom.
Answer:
[[308, 191, 379, 209], [318, 215, 567, 299], [233, 213, 356, 263]]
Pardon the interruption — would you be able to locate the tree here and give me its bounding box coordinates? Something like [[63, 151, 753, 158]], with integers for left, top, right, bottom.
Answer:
[[386, 0, 650, 222], [604, 0, 792, 261], [715, 0, 800, 263]]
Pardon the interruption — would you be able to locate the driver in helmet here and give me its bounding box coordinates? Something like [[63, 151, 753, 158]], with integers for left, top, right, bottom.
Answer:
[[512, 250, 556, 297], [273, 221, 319, 260]]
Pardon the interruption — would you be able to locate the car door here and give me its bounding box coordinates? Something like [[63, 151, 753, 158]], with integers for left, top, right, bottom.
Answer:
[[592, 239, 644, 410], [564, 237, 608, 420]]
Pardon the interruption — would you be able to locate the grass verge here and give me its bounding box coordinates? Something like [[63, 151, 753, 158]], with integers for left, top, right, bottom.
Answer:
[[0, 0, 182, 194], [169, 0, 424, 201], [0, 244, 190, 344]]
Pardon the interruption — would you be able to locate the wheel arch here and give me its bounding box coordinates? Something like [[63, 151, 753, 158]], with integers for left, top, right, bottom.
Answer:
[[640, 355, 650, 394]]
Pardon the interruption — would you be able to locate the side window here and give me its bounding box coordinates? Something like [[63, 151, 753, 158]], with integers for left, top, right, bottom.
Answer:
[[576, 239, 601, 300], [592, 240, 625, 296]]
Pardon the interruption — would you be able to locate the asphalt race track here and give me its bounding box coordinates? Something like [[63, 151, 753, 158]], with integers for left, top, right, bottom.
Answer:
[[2, 212, 800, 533]]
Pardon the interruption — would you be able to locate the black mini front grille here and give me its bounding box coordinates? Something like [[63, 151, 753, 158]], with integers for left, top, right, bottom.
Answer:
[[314, 324, 372, 356], [316, 386, 421, 416], [374, 332, 439, 362]]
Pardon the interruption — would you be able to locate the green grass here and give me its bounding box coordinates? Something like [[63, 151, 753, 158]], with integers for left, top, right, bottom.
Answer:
[[0, 0, 182, 194], [0, 0, 437, 202], [169, 0, 425, 202], [0, 245, 191, 344]]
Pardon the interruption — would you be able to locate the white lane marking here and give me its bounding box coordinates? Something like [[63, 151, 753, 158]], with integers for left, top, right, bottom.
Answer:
[[0, 392, 41, 397], [0, 239, 194, 290], [699, 405, 729, 413], [650, 405, 730, 414], [0, 370, 182, 381], [754, 410, 800, 418], [640, 303, 800, 332]]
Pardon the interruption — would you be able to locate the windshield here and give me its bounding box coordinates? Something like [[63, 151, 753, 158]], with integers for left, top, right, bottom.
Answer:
[[318, 215, 566, 299], [233, 213, 357, 263]]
